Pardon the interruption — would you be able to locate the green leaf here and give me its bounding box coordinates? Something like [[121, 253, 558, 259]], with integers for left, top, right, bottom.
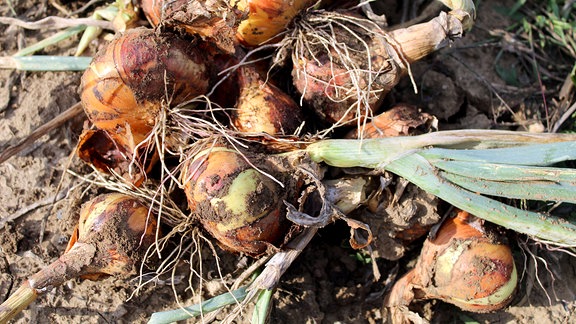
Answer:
[[386, 154, 576, 245], [441, 171, 576, 203], [147, 287, 248, 324], [421, 141, 576, 166], [432, 160, 576, 182], [252, 289, 273, 324]]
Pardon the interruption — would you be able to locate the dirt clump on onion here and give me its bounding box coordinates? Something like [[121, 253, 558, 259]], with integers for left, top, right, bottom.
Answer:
[[181, 145, 302, 256]]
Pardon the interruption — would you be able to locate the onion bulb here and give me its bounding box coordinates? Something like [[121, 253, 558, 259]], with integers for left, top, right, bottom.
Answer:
[[80, 27, 209, 152], [79, 28, 209, 182], [0, 193, 158, 323], [235, 0, 316, 46], [181, 146, 293, 256], [232, 64, 303, 135], [384, 210, 517, 320], [290, 9, 470, 125]]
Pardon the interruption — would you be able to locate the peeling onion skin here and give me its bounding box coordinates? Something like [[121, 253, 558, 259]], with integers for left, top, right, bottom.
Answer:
[[140, 0, 187, 26], [80, 28, 209, 154], [384, 210, 517, 317], [182, 147, 290, 256], [140, 0, 241, 53]]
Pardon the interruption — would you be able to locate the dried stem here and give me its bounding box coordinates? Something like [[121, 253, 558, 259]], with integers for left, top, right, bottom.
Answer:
[[0, 102, 84, 164], [0, 243, 96, 323], [0, 16, 113, 30]]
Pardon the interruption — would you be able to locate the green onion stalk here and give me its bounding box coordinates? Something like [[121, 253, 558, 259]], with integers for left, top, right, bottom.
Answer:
[[304, 130, 576, 246]]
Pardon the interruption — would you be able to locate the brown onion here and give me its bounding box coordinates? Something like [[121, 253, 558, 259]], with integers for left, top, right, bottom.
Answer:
[[79, 28, 209, 182], [0, 193, 158, 323], [291, 10, 469, 125], [384, 210, 517, 320], [81, 27, 209, 151], [181, 146, 293, 256], [232, 64, 303, 135]]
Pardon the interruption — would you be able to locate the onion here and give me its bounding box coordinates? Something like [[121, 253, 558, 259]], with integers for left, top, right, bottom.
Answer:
[[79, 28, 209, 182], [232, 64, 303, 135], [384, 210, 517, 321], [235, 0, 316, 46], [181, 146, 294, 256], [0, 193, 158, 323], [289, 8, 471, 125]]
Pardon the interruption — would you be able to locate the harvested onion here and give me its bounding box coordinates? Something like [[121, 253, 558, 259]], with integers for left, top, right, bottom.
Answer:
[[384, 210, 517, 321], [79, 28, 209, 183], [290, 7, 473, 125], [181, 146, 293, 256], [80, 27, 209, 152], [0, 193, 158, 323], [232, 64, 303, 135]]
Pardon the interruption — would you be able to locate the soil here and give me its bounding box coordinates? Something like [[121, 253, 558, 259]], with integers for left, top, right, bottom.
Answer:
[[1, 1, 575, 323]]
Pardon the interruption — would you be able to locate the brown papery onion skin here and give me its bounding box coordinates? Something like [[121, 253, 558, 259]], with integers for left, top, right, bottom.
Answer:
[[80, 28, 209, 154], [233, 64, 303, 135], [140, 0, 187, 26], [182, 147, 291, 256], [345, 104, 434, 139], [141, 0, 241, 53], [384, 210, 517, 318]]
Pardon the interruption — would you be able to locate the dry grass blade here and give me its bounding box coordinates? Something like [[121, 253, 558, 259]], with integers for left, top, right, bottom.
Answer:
[[221, 227, 318, 324], [0, 102, 84, 164], [0, 16, 113, 30]]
